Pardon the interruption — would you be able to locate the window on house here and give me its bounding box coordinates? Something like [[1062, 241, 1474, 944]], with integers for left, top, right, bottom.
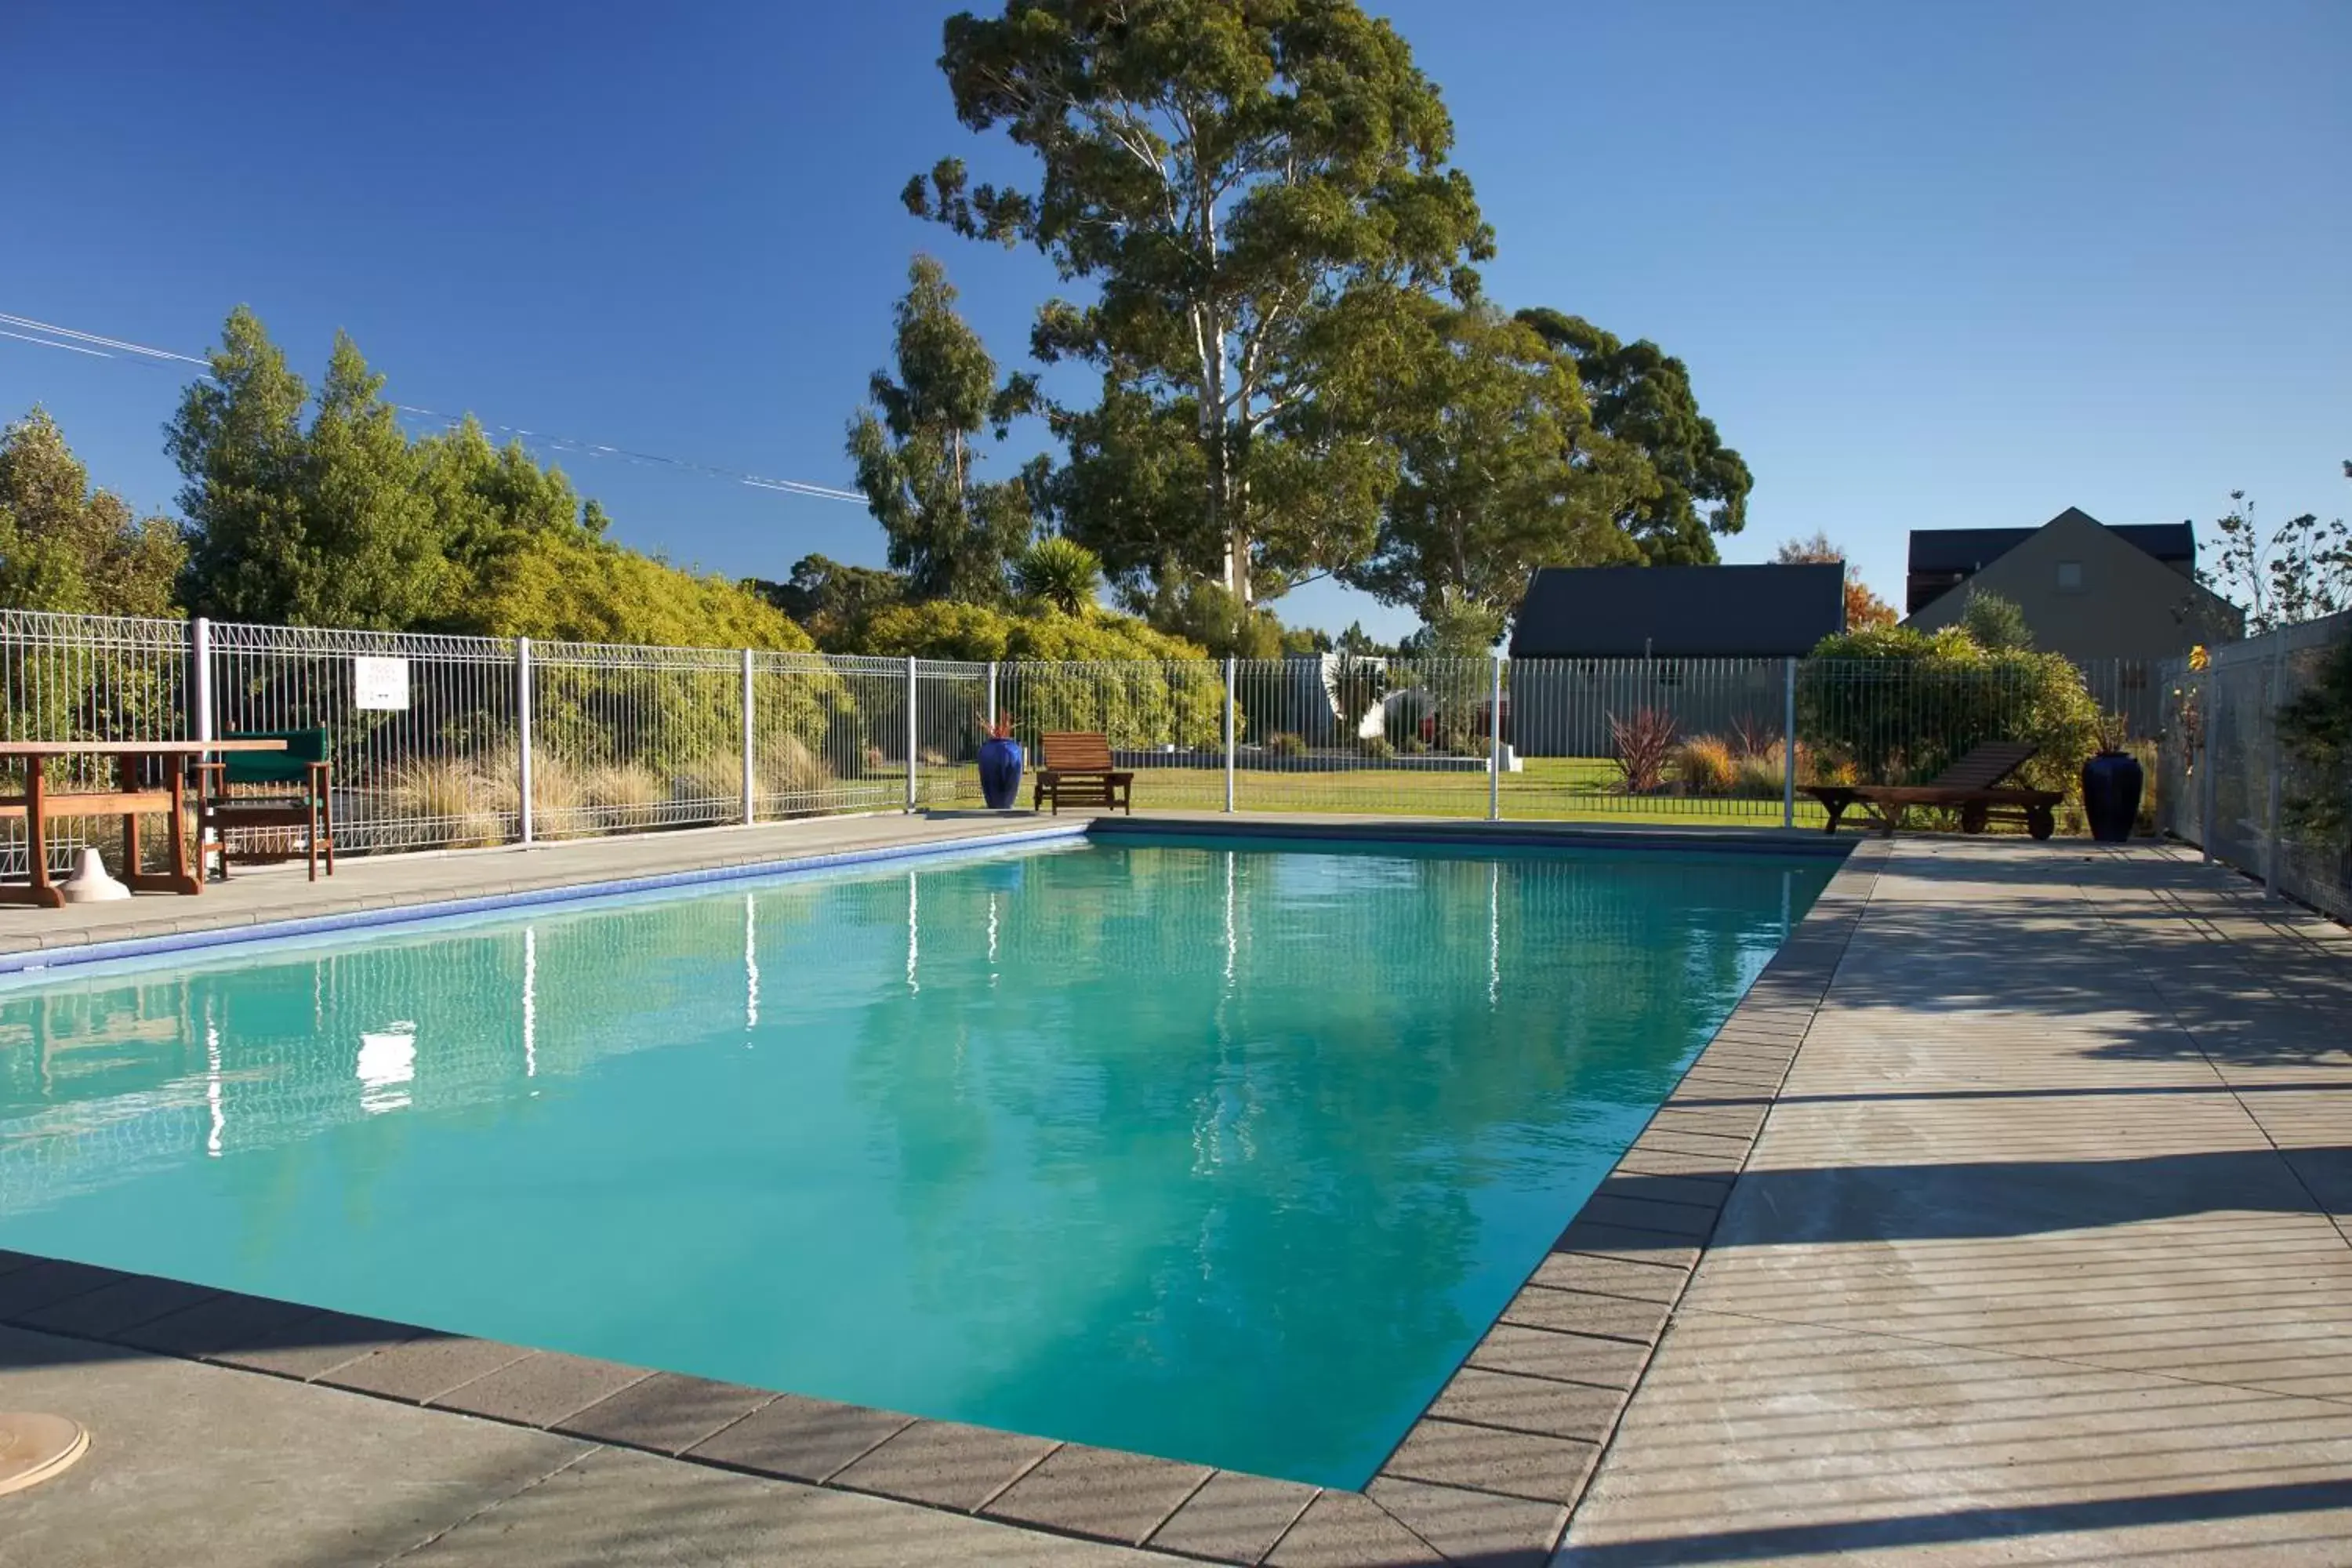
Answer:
[[2056, 561, 2085, 591]]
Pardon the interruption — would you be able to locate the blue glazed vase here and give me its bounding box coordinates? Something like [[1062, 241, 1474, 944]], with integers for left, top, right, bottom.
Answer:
[[977, 736, 1025, 810], [2080, 750, 2143, 843]]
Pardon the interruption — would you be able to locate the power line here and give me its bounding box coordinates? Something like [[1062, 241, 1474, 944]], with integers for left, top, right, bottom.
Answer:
[[0, 309, 869, 505]]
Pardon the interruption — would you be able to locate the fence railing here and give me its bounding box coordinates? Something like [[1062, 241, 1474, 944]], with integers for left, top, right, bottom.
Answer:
[[2157, 608, 2352, 924], [1, 608, 2180, 875]]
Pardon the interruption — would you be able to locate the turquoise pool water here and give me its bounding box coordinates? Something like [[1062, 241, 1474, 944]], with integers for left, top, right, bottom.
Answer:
[[0, 836, 1828, 1486]]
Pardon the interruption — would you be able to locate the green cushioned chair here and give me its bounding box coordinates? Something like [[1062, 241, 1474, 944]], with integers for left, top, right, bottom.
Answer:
[[197, 728, 336, 881]]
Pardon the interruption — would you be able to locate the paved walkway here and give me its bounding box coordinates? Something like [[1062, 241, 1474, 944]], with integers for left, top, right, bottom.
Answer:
[[1559, 838, 2352, 1566]]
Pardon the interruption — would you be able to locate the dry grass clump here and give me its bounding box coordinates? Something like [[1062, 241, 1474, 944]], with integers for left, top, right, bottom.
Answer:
[[384, 755, 506, 848], [1670, 735, 1736, 796], [581, 762, 665, 827], [760, 732, 833, 799]]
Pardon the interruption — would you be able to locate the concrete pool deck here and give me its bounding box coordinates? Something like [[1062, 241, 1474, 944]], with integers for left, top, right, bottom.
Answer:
[[1, 815, 2347, 1565]]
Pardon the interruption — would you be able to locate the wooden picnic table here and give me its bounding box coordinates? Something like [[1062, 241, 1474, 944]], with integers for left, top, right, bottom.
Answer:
[[0, 739, 288, 907]]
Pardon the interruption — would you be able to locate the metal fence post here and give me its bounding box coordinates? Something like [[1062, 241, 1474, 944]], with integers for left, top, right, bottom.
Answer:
[[2201, 666, 2218, 862], [1222, 656, 1237, 813], [1782, 656, 1797, 829], [1489, 655, 1504, 822], [986, 660, 999, 731], [905, 655, 919, 813], [190, 616, 215, 744], [517, 637, 534, 846], [741, 648, 756, 826], [2265, 648, 2282, 898]]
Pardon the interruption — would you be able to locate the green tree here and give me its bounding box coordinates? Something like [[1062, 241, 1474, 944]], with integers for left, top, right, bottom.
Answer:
[[907, 0, 1493, 605], [1774, 531, 1897, 630], [1515, 309, 1751, 564], [1958, 587, 2034, 652], [1348, 304, 1637, 626], [170, 309, 448, 628], [746, 554, 909, 651], [846, 256, 1038, 603], [1139, 577, 1286, 659], [2201, 467, 2352, 633], [1011, 535, 1105, 616], [463, 532, 813, 650], [0, 408, 185, 617]]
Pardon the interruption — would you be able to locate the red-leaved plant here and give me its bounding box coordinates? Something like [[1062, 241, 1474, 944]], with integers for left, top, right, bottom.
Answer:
[[1608, 707, 1679, 794], [988, 710, 1014, 741]]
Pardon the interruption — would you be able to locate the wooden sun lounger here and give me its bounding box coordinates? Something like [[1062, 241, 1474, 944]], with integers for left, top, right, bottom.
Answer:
[[1805, 740, 2060, 840], [1033, 731, 1134, 815]]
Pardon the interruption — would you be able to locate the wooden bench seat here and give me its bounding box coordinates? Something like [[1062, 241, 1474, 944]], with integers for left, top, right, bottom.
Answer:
[[1033, 731, 1134, 815]]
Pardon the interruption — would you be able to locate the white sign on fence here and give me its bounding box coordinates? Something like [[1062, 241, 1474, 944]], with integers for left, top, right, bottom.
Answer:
[[353, 655, 411, 712]]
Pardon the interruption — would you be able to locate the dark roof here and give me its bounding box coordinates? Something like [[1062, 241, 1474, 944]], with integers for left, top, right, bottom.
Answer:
[[1907, 511, 2196, 575], [1509, 564, 1846, 659]]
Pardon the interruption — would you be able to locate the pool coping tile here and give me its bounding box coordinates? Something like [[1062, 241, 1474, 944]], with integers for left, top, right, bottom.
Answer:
[[0, 826, 1882, 1566]]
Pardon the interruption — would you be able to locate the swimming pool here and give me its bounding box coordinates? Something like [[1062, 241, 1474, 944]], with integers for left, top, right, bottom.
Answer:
[[0, 834, 1829, 1487]]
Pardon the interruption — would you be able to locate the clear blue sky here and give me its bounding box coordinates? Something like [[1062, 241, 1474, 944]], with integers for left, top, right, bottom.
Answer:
[[4, 1, 2345, 641]]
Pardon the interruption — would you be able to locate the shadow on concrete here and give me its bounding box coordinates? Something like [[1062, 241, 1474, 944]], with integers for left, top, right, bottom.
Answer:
[[1555, 1478, 2352, 1566], [1599, 1148, 2351, 1247]]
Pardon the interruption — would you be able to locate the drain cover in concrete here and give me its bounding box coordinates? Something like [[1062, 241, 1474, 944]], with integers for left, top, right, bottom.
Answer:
[[0, 1413, 89, 1496]]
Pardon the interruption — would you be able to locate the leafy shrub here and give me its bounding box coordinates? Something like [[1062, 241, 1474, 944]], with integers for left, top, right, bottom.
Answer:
[[1608, 707, 1679, 793], [1671, 735, 1737, 795], [1799, 624, 2099, 798], [1732, 751, 1784, 799], [1265, 731, 1308, 759], [1359, 735, 1396, 761], [2280, 635, 2352, 851], [1398, 733, 1428, 755]]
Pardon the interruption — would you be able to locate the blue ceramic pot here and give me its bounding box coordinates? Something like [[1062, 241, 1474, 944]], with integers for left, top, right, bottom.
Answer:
[[2081, 750, 2142, 843], [978, 736, 1025, 810]]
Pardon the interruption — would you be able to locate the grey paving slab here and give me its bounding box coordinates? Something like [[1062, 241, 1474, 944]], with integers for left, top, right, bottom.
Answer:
[[1145, 1469, 1318, 1563], [1468, 1323, 1654, 1391], [552, 1370, 776, 1455], [1365, 1476, 1563, 1568], [205, 1309, 425, 1380], [1424, 1366, 1628, 1444], [396, 1443, 1165, 1567], [1379, 1417, 1599, 1506], [0, 1258, 125, 1319], [1498, 1286, 1671, 1345], [829, 1417, 1058, 1512], [685, 1391, 916, 1483], [428, 1349, 653, 1425], [1264, 1489, 1443, 1567], [318, 1332, 535, 1403], [1526, 1252, 1690, 1305], [982, 1442, 1212, 1545], [111, 1287, 318, 1357], [1548, 1221, 1700, 1269], [0, 1323, 587, 1568], [12, 1272, 219, 1338], [1571, 1194, 1720, 1240]]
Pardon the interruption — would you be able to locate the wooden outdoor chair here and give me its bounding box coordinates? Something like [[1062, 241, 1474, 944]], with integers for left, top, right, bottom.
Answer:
[[1033, 731, 1134, 815], [1805, 740, 2061, 840], [196, 728, 336, 880]]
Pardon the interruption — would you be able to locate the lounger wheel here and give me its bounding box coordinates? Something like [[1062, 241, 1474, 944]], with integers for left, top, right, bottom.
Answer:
[[2027, 806, 2055, 840], [1959, 801, 1989, 835]]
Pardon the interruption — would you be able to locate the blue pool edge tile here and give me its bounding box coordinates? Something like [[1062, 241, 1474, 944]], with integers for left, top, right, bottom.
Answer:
[[0, 821, 1091, 977]]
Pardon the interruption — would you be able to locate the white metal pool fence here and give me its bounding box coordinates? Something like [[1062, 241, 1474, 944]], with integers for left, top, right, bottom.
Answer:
[[2156, 608, 2352, 924], [2, 607, 2180, 876]]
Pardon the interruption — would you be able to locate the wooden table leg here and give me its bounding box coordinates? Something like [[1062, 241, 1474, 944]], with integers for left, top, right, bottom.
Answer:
[[166, 757, 198, 894], [118, 753, 144, 882], [24, 764, 60, 908]]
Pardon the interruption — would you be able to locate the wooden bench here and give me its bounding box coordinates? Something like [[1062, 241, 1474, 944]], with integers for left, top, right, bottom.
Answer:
[[1806, 740, 2061, 840], [1033, 731, 1134, 815]]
